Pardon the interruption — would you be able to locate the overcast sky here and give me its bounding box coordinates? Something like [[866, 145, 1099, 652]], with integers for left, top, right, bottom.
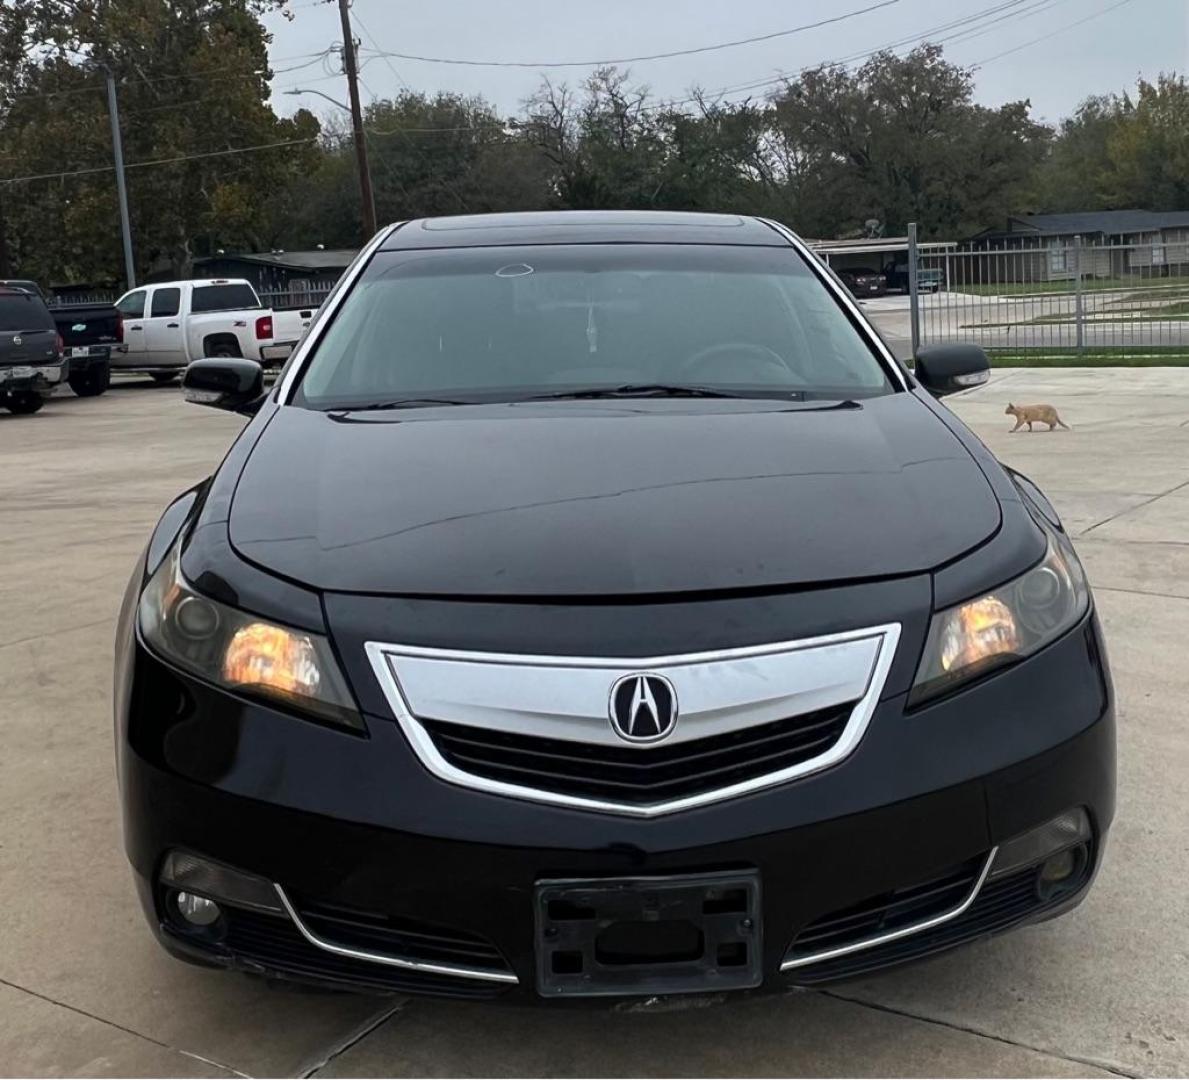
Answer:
[[263, 0, 1188, 128]]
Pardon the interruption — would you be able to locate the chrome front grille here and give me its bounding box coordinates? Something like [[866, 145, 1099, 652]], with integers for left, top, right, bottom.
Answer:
[[366, 624, 900, 817], [422, 703, 853, 806]]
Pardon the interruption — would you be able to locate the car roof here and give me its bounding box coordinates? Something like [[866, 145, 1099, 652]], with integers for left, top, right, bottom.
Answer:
[[381, 211, 791, 251], [133, 278, 253, 290]]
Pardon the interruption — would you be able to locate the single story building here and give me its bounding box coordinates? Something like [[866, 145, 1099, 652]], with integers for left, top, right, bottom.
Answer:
[[964, 210, 1189, 283], [189, 249, 357, 306]]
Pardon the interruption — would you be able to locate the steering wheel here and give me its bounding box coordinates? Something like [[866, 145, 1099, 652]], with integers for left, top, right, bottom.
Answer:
[[678, 342, 796, 383]]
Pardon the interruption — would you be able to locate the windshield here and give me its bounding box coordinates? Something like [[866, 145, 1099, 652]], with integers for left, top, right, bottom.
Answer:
[[295, 244, 895, 409]]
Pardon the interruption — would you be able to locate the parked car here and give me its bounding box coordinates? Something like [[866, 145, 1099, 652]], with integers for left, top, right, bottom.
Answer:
[[884, 260, 944, 293], [835, 266, 887, 297], [0, 284, 65, 414], [116, 211, 1113, 1001], [112, 278, 309, 380]]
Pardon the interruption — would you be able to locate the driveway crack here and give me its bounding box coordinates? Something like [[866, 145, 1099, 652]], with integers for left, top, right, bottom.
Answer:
[[814, 988, 1140, 1078], [298, 999, 407, 1078], [0, 975, 248, 1077], [1080, 476, 1189, 536]]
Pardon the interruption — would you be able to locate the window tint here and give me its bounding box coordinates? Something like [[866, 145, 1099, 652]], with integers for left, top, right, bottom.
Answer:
[[298, 244, 894, 408], [150, 287, 181, 318], [190, 283, 260, 313], [0, 291, 55, 332], [117, 291, 146, 318]]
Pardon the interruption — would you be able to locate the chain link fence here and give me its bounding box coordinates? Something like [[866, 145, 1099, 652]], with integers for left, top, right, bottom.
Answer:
[[907, 226, 1189, 362]]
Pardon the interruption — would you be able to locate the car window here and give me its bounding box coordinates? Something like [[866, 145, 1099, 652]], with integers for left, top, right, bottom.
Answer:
[[117, 290, 146, 318], [0, 291, 55, 332], [190, 283, 260, 313], [150, 287, 181, 318], [297, 244, 894, 408]]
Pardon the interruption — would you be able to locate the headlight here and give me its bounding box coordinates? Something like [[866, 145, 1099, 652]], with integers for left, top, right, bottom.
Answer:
[[138, 538, 361, 729], [911, 520, 1089, 705]]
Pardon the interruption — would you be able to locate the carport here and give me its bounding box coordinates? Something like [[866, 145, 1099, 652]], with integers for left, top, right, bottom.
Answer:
[[806, 236, 957, 289]]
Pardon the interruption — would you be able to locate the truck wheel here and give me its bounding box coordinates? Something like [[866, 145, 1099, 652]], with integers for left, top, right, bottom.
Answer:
[[69, 363, 111, 397], [150, 372, 179, 384], [6, 392, 46, 415]]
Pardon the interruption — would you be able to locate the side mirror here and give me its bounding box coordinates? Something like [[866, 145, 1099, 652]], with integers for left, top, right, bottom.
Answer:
[[182, 357, 264, 414], [914, 343, 990, 398]]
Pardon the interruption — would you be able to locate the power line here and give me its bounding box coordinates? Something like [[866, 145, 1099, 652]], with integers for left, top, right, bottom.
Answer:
[[353, 13, 413, 92], [0, 136, 319, 186], [648, 0, 1054, 110], [972, 0, 1139, 65], [363, 1, 900, 68]]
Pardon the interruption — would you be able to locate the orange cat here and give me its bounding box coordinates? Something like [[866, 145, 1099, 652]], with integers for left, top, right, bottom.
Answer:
[[1005, 403, 1070, 432]]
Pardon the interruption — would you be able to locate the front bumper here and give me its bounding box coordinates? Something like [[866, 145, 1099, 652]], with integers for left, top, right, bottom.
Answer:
[[0, 359, 65, 394], [117, 607, 1114, 1000]]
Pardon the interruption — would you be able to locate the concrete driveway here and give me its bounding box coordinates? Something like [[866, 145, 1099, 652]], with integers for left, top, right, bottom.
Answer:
[[1, 370, 1186, 1077]]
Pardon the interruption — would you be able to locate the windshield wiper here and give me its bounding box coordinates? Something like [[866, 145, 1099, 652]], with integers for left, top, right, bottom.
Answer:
[[328, 397, 471, 412], [522, 383, 787, 401]]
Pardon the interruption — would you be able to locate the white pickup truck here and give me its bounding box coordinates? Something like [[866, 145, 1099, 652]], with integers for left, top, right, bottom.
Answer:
[[112, 279, 314, 381]]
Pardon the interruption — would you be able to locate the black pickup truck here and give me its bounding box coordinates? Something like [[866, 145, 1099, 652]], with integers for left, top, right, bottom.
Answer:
[[52, 301, 123, 396], [1, 280, 122, 396]]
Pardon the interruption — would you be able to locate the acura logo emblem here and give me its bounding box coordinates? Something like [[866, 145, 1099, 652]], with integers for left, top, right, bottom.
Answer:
[[608, 673, 678, 743], [12, 335, 20, 345]]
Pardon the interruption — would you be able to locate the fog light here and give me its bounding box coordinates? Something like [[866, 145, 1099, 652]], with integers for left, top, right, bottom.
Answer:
[[175, 891, 221, 926], [989, 808, 1092, 880], [1040, 848, 1078, 884], [160, 851, 283, 914]]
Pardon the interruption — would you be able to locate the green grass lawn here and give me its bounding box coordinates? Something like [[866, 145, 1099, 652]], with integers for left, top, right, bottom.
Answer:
[[961, 298, 1189, 328], [985, 347, 1189, 367], [955, 275, 1189, 298]]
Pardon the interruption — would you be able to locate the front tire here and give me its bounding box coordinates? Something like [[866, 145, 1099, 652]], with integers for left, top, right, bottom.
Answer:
[[69, 362, 111, 397], [6, 392, 46, 415]]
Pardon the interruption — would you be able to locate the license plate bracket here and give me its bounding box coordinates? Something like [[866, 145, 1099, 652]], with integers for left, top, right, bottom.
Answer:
[[535, 870, 761, 997]]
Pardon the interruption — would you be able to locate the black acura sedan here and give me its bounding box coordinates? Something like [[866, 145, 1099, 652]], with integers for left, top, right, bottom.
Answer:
[[116, 211, 1113, 1000]]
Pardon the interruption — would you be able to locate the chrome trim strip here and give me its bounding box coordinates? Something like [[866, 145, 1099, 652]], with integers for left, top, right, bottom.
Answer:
[[758, 218, 912, 392], [366, 623, 901, 818], [780, 846, 999, 972], [275, 222, 404, 404], [272, 884, 520, 985]]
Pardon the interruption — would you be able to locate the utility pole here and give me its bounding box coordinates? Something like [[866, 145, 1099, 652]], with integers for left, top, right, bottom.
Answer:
[[336, 0, 377, 239], [103, 66, 136, 289], [907, 221, 920, 359]]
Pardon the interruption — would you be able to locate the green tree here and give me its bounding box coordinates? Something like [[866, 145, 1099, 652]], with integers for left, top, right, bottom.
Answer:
[[769, 46, 1049, 238], [1102, 75, 1189, 209], [277, 90, 550, 248], [520, 68, 773, 215], [0, 0, 321, 286], [1032, 75, 1189, 214], [1030, 95, 1118, 211]]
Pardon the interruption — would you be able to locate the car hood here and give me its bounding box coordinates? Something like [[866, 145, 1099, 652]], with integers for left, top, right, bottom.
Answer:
[[228, 396, 1001, 597]]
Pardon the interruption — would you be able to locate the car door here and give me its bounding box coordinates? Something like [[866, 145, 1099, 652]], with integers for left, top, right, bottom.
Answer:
[[143, 286, 187, 368], [115, 289, 148, 368]]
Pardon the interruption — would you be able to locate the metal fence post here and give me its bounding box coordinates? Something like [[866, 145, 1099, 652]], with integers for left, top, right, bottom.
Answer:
[[908, 222, 920, 359], [1074, 234, 1085, 357]]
